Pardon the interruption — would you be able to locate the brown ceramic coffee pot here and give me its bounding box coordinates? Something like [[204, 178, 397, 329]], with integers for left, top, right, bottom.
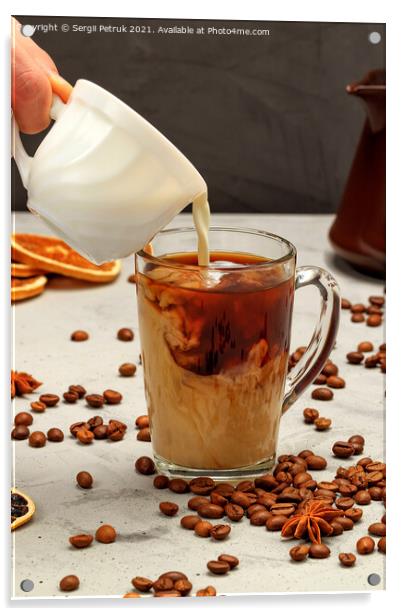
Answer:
[[329, 69, 385, 276]]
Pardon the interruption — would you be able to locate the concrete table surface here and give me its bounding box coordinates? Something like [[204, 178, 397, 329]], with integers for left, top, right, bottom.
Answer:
[[12, 212, 385, 599]]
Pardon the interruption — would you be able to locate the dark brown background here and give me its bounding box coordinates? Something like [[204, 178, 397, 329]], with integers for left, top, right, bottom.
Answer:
[[12, 17, 385, 213]]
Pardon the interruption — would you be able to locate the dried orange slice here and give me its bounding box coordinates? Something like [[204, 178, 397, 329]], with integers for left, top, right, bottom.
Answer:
[[11, 262, 46, 278], [11, 489, 35, 531], [11, 234, 121, 283], [11, 275, 47, 302]]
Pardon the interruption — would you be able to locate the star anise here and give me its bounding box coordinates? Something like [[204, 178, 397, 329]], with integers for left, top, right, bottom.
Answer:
[[11, 371, 42, 398], [281, 499, 341, 544]]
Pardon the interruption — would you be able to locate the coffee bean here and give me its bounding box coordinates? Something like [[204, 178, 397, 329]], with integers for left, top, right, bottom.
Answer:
[[69, 534, 93, 549], [153, 475, 169, 489], [189, 477, 215, 495], [333, 516, 354, 531], [351, 313, 365, 323], [85, 394, 105, 408], [198, 503, 224, 519], [266, 515, 288, 531], [218, 554, 239, 569], [181, 515, 202, 529], [368, 486, 383, 500], [254, 473, 279, 490], [135, 415, 149, 429], [347, 351, 364, 365], [160, 571, 188, 582], [76, 428, 94, 444], [351, 303, 366, 313], [95, 524, 116, 543], [335, 497, 355, 510], [14, 412, 33, 426], [30, 401, 46, 412], [63, 391, 79, 403], [369, 295, 385, 307], [250, 510, 271, 526], [247, 503, 266, 517], [358, 341, 374, 353], [365, 355, 379, 368], [322, 362, 339, 377], [367, 306, 383, 315], [344, 508, 363, 522], [194, 521, 213, 537], [76, 471, 93, 489], [137, 428, 151, 442], [70, 422, 89, 437], [305, 455, 327, 470], [309, 543, 330, 559], [338, 553, 356, 567], [28, 431, 46, 447], [207, 560, 230, 574], [313, 374, 327, 385], [127, 273, 137, 284], [59, 575, 79, 592], [368, 522, 386, 537], [135, 456, 156, 475], [314, 417, 332, 431], [132, 576, 154, 592], [348, 435, 365, 447], [119, 363, 136, 377], [154, 590, 181, 597], [93, 425, 108, 439], [168, 479, 189, 493], [71, 330, 89, 342], [47, 428, 64, 442], [289, 544, 310, 562], [175, 579, 192, 596], [188, 496, 210, 511], [153, 577, 174, 592], [338, 483, 358, 497], [68, 384, 86, 398], [327, 376, 345, 389], [210, 524, 231, 540], [103, 389, 122, 405], [159, 501, 179, 516], [224, 503, 244, 521], [210, 491, 228, 507], [11, 425, 30, 440], [312, 387, 333, 401], [293, 472, 313, 488], [303, 408, 319, 424], [378, 537, 386, 553], [367, 314, 382, 327], [231, 491, 252, 508], [39, 394, 59, 407], [117, 327, 134, 341], [341, 298, 351, 309], [213, 483, 235, 498], [330, 521, 344, 536], [332, 441, 355, 459], [196, 586, 216, 596], [356, 536, 375, 554], [354, 490, 371, 505]]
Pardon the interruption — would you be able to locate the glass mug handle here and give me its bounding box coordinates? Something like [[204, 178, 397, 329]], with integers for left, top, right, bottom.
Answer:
[[282, 266, 340, 414]]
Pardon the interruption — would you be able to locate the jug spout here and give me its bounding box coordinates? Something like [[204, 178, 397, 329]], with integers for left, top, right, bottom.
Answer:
[[346, 69, 385, 133]]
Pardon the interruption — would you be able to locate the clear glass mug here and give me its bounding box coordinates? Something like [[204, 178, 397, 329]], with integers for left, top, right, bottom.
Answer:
[[135, 227, 340, 480]]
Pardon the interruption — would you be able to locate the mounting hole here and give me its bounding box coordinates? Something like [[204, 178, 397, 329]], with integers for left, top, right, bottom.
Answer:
[[368, 31, 381, 45], [20, 579, 34, 592], [20, 24, 35, 37], [368, 573, 381, 586]]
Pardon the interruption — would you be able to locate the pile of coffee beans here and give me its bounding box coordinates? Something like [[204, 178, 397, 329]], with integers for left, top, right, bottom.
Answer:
[[130, 570, 216, 598], [70, 416, 127, 444], [346, 342, 386, 373], [341, 295, 385, 327]]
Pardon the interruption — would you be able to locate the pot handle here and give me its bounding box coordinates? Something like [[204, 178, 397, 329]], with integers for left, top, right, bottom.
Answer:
[[282, 266, 340, 414], [12, 73, 73, 187]]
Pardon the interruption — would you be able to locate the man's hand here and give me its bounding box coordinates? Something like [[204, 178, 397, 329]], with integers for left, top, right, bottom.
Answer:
[[11, 17, 59, 134]]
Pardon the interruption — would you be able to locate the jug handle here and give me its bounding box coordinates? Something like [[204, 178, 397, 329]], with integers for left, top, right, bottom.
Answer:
[[12, 73, 73, 188]]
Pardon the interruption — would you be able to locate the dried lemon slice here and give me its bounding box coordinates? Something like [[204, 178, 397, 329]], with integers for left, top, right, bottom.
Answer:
[[11, 234, 121, 283], [11, 275, 47, 302], [11, 488, 35, 531]]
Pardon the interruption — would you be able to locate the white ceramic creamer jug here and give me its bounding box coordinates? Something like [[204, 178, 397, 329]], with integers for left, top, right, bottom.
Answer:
[[12, 79, 207, 264]]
